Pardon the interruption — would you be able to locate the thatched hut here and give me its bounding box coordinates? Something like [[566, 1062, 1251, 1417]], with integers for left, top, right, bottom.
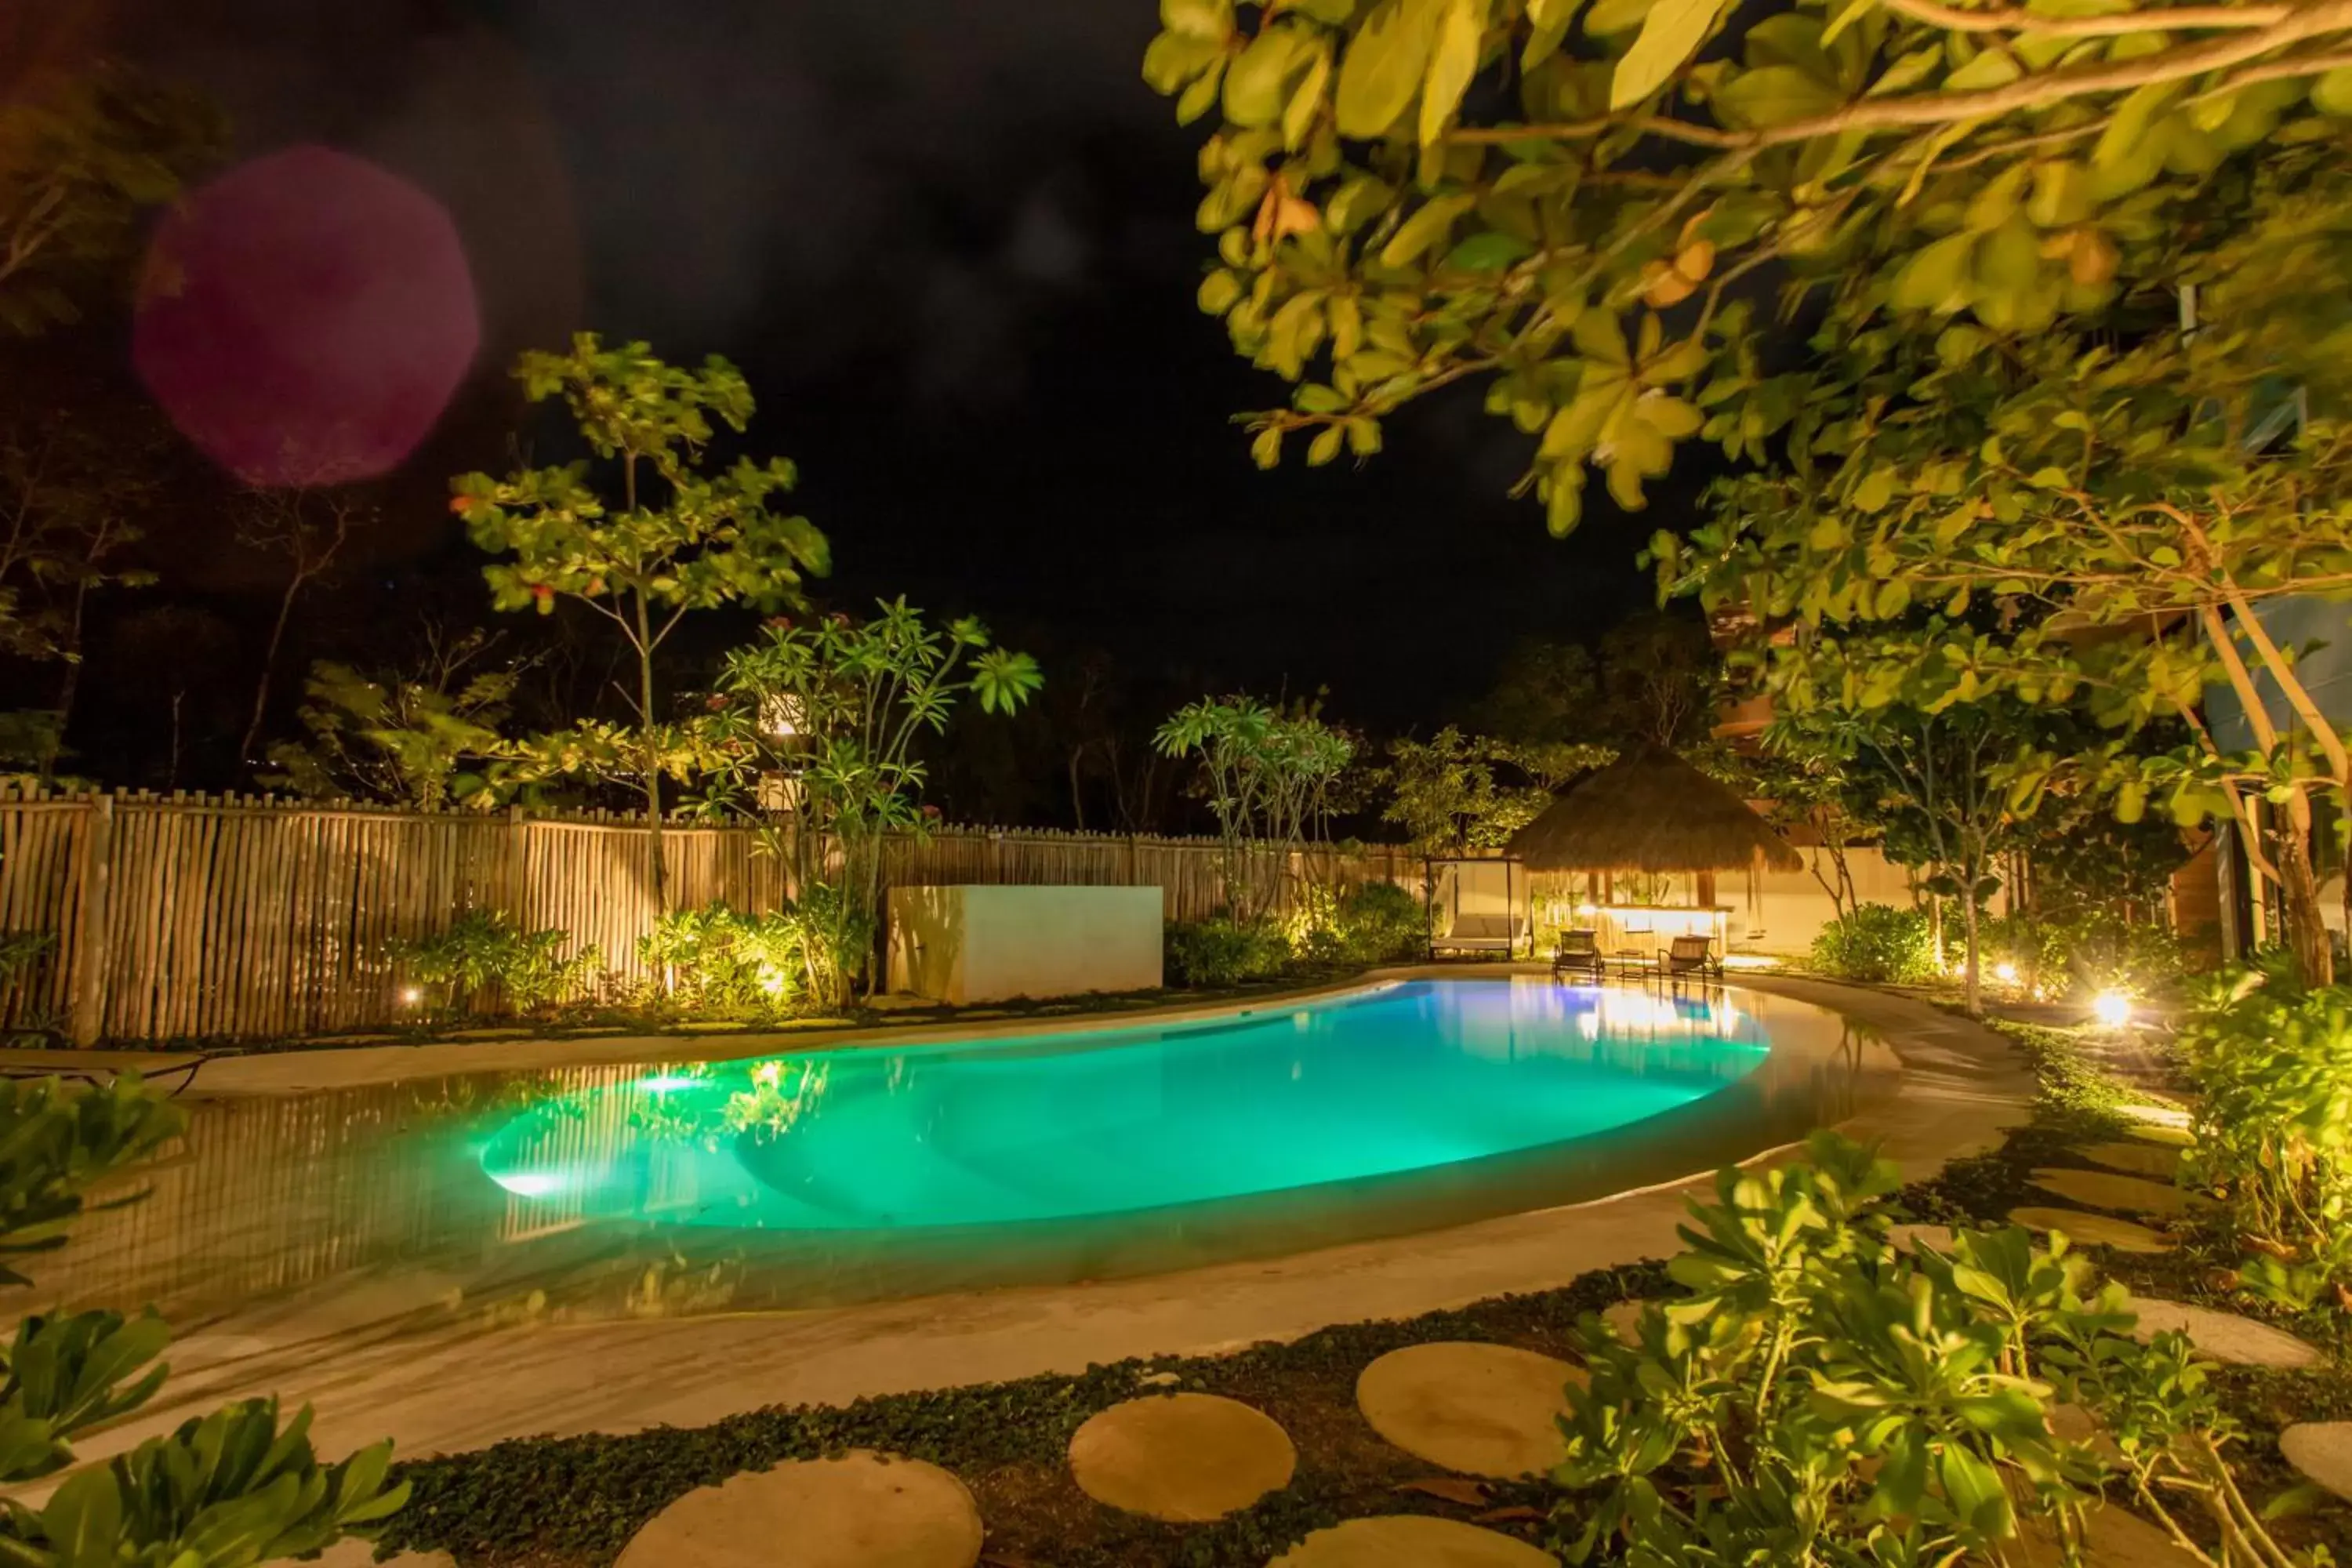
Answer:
[[1508, 745, 1800, 954]]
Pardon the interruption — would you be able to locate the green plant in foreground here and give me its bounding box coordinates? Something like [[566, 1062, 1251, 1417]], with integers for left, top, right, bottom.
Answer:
[[390, 909, 602, 1018], [2180, 961, 2352, 1308], [0, 1076, 405, 1563], [1559, 1132, 2303, 1565]]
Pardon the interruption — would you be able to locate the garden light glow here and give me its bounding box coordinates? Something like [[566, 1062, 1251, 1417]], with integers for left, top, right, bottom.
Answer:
[[2092, 990, 2133, 1029]]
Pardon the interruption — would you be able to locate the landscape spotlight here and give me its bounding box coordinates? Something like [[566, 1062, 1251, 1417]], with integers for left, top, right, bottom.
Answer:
[[2091, 990, 2133, 1029]]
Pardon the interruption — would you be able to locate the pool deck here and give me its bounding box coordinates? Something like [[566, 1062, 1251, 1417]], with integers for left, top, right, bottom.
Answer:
[[38, 971, 2030, 1474]]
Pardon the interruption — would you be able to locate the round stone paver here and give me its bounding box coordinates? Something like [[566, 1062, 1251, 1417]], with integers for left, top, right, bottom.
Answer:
[[1268, 1515, 1558, 1567], [2281, 1422, 2352, 1501], [1069, 1392, 1296, 1522], [1599, 1300, 1648, 1344], [615, 1451, 982, 1568], [1356, 1343, 1586, 1479], [311, 1545, 456, 1568], [2014, 1500, 2202, 1566], [2078, 1142, 2183, 1180], [2008, 1207, 2176, 1254], [1888, 1223, 1955, 1254], [2027, 1168, 2209, 1216], [2125, 1297, 2324, 1368]]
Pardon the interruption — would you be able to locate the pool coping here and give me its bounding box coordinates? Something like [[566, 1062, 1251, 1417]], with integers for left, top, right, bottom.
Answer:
[[54, 974, 2033, 1471]]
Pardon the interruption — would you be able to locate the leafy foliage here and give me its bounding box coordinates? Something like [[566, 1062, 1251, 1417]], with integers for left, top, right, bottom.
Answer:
[[455, 336, 830, 901], [716, 601, 1042, 1003], [1164, 916, 1295, 987], [635, 900, 859, 1018], [1979, 906, 2187, 1004], [1558, 1131, 2296, 1565], [1284, 877, 1432, 964], [1379, 727, 1599, 853], [1807, 902, 1935, 985], [1156, 696, 1356, 922], [260, 634, 522, 811], [389, 909, 602, 1018], [0, 1076, 407, 1563], [2180, 962, 2352, 1305]]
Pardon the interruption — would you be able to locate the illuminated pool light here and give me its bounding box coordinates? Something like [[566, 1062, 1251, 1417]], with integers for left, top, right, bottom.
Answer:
[[2091, 990, 2133, 1029], [633, 1073, 703, 1094], [490, 1170, 568, 1199]]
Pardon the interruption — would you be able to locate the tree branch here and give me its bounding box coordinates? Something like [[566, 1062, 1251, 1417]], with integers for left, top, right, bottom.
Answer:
[[1879, 0, 2292, 35]]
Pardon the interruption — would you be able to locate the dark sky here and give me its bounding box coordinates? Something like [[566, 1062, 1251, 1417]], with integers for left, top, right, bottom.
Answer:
[[118, 0, 1695, 732]]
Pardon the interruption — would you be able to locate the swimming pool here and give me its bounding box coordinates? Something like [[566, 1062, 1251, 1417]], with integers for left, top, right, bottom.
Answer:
[[33, 978, 1888, 1327], [481, 979, 1777, 1232]]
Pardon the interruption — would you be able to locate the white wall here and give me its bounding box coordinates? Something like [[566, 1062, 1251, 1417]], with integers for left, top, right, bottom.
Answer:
[[887, 884, 1165, 1004], [1733, 848, 1919, 955]]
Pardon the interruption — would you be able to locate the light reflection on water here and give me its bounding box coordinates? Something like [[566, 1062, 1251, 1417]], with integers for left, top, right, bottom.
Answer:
[[17, 981, 1886, 1334]]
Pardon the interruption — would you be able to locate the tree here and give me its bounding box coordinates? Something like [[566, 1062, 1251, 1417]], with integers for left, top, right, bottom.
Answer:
[[261, 628, 526, 811], [717, 601, 1041, 1002], [455, 336, 830, 909], [1468, 636, 1595, 744], [0, 60, 216, 335], [1155, 695, 1357, 920], [1142, 0, 2352, 534], [1735, 733, 1880, 918], [233, 474, 371, 768], [1381, 725, 1593, 851], [1595, 611, 1719, 746], [0, 1076, 406, 1562]]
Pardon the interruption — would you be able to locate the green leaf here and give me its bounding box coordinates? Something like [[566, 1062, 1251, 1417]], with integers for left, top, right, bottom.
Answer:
[[2093, 79, 2183, 167], [1524, 0, 1585, 67], [1197, 270, 1243, 314], [1250, 426, 1285, 469], [1337, 0, 1444, 137], [1943, 48, 2022, 91], [1851, 464, 1896, 513], [1379, 193, 1477, 265], [1889, 233, 1973, 312], [1421, 0, 1485, 146], [2318, 66, 2352, 116], [1446, 230, 1537, 270], [1611, 0, 1722, 109], [1712, 64, 1842, 130], [1308, 425, 1346, 465], [1177, 61, 1228, 123], [42, 1468, 122, 1568], [1584, 0, 1656, 37], [1226, 28, 1308, 127], [1283, 46, 1333, 147], [1163, 0, 1236, 41]]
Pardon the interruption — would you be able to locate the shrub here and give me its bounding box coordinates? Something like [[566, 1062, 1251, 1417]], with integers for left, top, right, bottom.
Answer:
[[1559, 1132, 2295, 1565], [2180, 961, 2352, 1305], [391, 910, 601, 1016], [1980, 907, 2188, 1004], [638, 902, 800, 1015], [1164, 916, 1290, 988], [1808, 902, 1937, 984], [1334, 880, 1426, 964]]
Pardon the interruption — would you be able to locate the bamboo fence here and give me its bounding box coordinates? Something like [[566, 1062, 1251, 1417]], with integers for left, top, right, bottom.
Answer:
[[0, 788, 1416, 1045]]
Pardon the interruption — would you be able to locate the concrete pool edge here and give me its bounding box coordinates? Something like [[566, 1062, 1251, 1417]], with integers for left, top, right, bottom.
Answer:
[[82, 975, 2031, 1467]]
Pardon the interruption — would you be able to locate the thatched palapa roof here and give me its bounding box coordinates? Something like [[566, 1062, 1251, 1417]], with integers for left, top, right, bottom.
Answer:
[[1508, 745, 1802, 874]]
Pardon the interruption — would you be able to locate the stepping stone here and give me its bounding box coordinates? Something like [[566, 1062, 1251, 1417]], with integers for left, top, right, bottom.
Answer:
[[2125, 1297, 2323, 1368], [2077, 1142, 2183, 1180], [615, 1450, 981, 1568], [2281, 1422, 2352, 1501], [1888, 1223, 1955, 1254], [310, 1546, 456, 1568], [1268, 1515, 1558, 1567], [2008, 1208, 2175, 1254], [1356, 1343, 1586, 1479], [2013, 1500, 2201, 1566], [2027, 1168, 2209, 1216], [1068, 1392, 1295, 1522]]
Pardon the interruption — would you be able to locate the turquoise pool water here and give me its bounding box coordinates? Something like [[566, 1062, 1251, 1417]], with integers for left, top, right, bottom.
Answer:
[[477, 979, 1773, 1233]]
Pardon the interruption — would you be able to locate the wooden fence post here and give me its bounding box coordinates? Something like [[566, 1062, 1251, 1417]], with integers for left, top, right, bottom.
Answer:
[[70, 793, 114, 1047]]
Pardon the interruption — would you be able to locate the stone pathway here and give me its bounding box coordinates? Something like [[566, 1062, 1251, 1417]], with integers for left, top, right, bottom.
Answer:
[[2027, 1167, 2209, 1216], [614, 1451, 982, 1568], [311, 1544, 455, 1568], [2013, 1499, 2202, 1566], [2124, 1297, 2323, 1367], [2007, 1207, 2176, 1253], [1267, 1515, 1559, 1566], [1356, 1342, 1585, 1479], [2281, 1422, 2352, 1501], [2077, 1142, 2183, 1180], [1068, 1392, 1295, 1522], [1888, 1223, 1955, 1254]]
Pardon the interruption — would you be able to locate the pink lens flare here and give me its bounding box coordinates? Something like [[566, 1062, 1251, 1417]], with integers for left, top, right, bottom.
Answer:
[[134, 145, 481, 488]]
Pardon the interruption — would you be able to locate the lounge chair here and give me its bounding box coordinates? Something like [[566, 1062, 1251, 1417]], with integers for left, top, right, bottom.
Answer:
[[1429, 912, 1527, 957], [1552, 930, 1604, 981], [1664, 934, 1722, 983]]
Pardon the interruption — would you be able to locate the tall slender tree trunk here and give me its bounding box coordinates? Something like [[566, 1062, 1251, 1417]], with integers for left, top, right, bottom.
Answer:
[[1960, 877, 1983, 1018], [634, 607, 667, 915], [240, 580, 299, 766], [2277, 808, 2333, 985]]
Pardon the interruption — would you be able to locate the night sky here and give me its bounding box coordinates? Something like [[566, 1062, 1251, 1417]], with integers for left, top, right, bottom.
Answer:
[[93, 0, 1704, 754]]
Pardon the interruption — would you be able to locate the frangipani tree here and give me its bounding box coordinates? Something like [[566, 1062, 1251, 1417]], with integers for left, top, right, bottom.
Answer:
[[718, 600, 1041, 1001], [456, 336, 829, 907], [1156, 696, 1357, 920], [1142, 0, 2352, 533]]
